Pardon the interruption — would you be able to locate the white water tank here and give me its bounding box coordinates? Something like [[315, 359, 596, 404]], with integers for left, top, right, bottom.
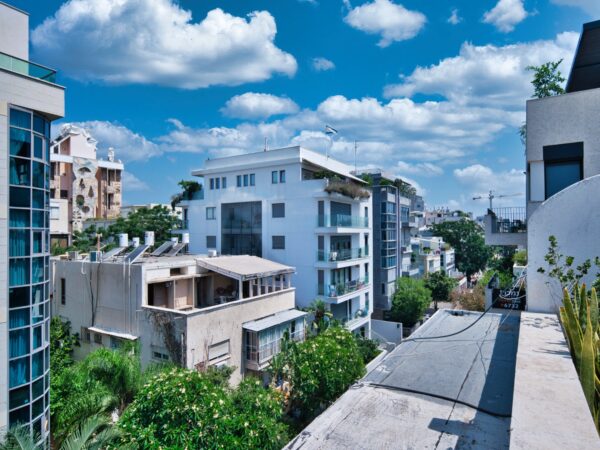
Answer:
[[144, 231, 155, 247], [118, 233, 128, 248], [182, 233, 190, 244], [208, 249, 218, 257], [132, 237, 140, 248], [171, 237, 179, 244]]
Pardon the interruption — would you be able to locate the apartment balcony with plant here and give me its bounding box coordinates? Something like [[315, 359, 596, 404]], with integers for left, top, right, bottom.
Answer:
[[318, 276, 370, 301], [317, 246, 369, 263]]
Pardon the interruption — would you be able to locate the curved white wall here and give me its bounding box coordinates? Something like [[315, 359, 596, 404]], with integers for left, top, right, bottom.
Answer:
[[527, 174, 600, 313]]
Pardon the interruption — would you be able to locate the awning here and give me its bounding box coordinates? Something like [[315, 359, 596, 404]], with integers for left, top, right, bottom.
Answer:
[[243, 309, 307, 332], [88, 326, 138, 341], [197, 255, 295, 281]]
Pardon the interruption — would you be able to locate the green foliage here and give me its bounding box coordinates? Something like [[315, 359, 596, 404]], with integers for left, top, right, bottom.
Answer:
[[432, 219, 492, 281], [270, 326, 365, 421], [107, 205, 180, 245], [324, 181, 370, 199], [451, 285, 486, 312], [424, 272, 458, 310], [358, 173, 373, 186], [0, 426, 39, 450], [171, 179, 202, 208], [488, 246, 516, 274], [479, 269, 513, 290], [513, 249, 527, 266], [305, 299, 333, 334], [50, 317, 80, 375], [526, 59, 565, 99], [119, 368, 289, 449], [560, 286, 600, 432], [389, 277, 431, 327], [354, 334, 381, 364], [538, 235, 600, 291]]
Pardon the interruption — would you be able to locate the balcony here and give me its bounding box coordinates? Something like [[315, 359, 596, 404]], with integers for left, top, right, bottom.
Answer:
[[318, 277, 370, 301], [484, 207, 527, 247], [402, 265, 420, 277], [0, 51, 56, 83], [246, 329, 305, 367], [317, 214, 369, 229], [317, 247, 369, 263]]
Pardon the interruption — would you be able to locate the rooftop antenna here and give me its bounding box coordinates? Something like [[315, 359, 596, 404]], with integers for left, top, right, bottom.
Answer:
[[264, 137, 268, 152], [354, 140, 358, 172], [472, 190, 520, 210], [325, 125, 338, 159]]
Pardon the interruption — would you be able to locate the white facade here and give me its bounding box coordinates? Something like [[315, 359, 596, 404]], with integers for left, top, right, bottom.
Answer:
[[0, 2, 64, 444], [182, 147, 373, 334]]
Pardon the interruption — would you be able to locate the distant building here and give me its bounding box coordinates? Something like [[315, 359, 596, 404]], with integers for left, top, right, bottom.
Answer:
[[179, 146, 373, 336], [121, 203, 182, 219], [0, 1, 65, 444], [425, 207, 472, 226], [51, 244, 305, 384], [49, 124, 124, 247]]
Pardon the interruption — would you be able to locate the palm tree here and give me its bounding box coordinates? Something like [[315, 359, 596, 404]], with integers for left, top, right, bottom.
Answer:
[[306, 299, 333, 334], [0, 426, 39, 450]]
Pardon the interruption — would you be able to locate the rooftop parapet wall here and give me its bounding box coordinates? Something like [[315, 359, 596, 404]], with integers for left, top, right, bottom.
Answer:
[[527, 174, 600, 313]]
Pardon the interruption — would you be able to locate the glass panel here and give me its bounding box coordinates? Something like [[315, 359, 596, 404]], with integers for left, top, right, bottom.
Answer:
[[31, 284, 43, 305], [10, 128, 31, 158], [9, 308, 30, 329], [32, 377, 44, 400], [9, 357, 30, 388], [32, 161, 44, 188], [32, 231, 42, 254], [9, 385, 30, 410], [9, 287, 29, 308], [9, 258, 30, 287], [10, 157, 30, 186], [32, 189, 44, 209], [10, 209, 30, 228], [33, 116, 45, 135], [10, 187, 30, 208], [32, 211, 44, 228], [33, 326, 42, 350], [32, 257, 44, 284], [9, 329, 29, 358], [32, 397, 43, 419], [32, 351, 43, 379], [9, 230, 30, 257], [32, 303, 44, 324], [545, 160, 582, 199], [9, 405, 29, 427], [10, 109, 31, 129], [33, 136, 43, 160]]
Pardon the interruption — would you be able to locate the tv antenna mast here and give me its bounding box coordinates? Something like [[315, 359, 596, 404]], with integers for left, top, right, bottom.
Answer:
[[472, 190, 520, 210]]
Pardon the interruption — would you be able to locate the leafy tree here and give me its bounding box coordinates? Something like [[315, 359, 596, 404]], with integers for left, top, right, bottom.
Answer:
[[451, 285, 485, 312], [389, 277, 431, 327], [488, 246, 516, 275], [425, 272, 458, 311], [305, 299, 333, 334], [171, 179, 202, 208], [432, 219, 492, 282], [119, 368, 289, 449], [107, 205, 180, 245], [354, 334, 381, 364], [50, 317, 80, 374], [479, 269, 513, 290], [513, 249, 527, 266], [270, 326, 365, 421]]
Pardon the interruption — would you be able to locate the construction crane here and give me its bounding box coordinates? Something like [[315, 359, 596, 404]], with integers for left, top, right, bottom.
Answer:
[[472, 190, 520, 210]]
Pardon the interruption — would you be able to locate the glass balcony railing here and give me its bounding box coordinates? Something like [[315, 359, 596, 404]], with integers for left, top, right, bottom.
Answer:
[[317, 247, 369, 262], [0, 52, 57, 83], [317, 214, 369, 228], [318, 277, 370, 298]]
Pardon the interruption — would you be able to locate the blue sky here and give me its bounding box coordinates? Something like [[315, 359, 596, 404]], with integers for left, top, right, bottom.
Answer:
[[13, 0, 597, 215]]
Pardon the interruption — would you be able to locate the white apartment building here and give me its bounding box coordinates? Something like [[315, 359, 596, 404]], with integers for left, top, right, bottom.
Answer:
[[0, 2, 64, 445], [52, 245, 305, 384], [180, 146, 373, 336]]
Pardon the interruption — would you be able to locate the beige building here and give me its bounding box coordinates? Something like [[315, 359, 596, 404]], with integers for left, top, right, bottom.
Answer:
[[51, 248, 306, 384], [49, 124, 124, 246]]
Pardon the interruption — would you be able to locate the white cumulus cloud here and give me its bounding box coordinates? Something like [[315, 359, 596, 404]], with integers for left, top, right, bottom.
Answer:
[[448, 9, 462, 25], [395, 161, 443, 176], [221, 93, 299, 120], [454, 164, 525, 207], [483, 0, 529, 33], [312, 57, 336, 71], [551, 0, 600, 16], [384, 32, 579, 109], [122, 171, 149, 191], [344, 0, 426, 47], [32, 0, 297, 89]]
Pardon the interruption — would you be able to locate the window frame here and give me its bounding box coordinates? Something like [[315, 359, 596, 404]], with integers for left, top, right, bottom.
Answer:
[[206, 207, 216, 220], [272, 203, 285, 218], [272, 235, 285, 250], [272, 171, 278, 184]]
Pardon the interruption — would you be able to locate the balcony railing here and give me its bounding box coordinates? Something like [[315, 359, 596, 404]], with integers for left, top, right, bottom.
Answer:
[[246, 330, 305, 364], [317, 247, 369, 262], [317, 214, 369, 228], [0, 51, 56, 83], [489, 207, 527, 233], [318, 277, 370, 298]]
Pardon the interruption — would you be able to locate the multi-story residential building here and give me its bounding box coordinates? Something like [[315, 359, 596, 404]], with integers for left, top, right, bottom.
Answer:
[[180, 146, 373, 336], [425, 207, 472, 226], [49, 124, 124, 247], [0, 2, 65, 444], [51, 244, 305, 384]]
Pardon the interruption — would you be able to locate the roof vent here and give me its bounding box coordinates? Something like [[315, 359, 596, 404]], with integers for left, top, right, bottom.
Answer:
[[208, 249, 218, 258], [132, 237, 140, 248]]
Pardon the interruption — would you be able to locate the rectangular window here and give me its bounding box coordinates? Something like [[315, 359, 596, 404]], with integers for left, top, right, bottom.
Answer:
[[94, 333, 103, 345], [215, 178, 220, 189], [250, 173, 255, 186], [152, 351, 169, 361], [272, 203, 285, 218], [545, 160, 582, 199], [243, 174, 249, 187], [272, 171, 278, 184], [210, 178, 215, 190], [280, 170, 286, 183], [206, 207, 216, 220], [50, 206, 59, 220], [60, 278, 66, 305], [222, 177, 227, 189], [272, 235, 285, 250], [208, 340, 230, 361], [81, 327, 91, 343], [237, 175, 242, 187], [206, 235, 217, 248]]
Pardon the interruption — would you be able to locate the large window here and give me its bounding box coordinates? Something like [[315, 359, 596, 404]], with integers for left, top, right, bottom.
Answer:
[[206, 235, 217, 248], [543, 142, 583, 199], [221, 202, 262, 256], [272, 236, 285, 250], [272, 203, 285, 218]]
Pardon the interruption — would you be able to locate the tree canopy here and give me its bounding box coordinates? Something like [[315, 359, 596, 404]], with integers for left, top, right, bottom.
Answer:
[[389, 277, 431, 327], [425, 272, 458, 310], [526, 59, 565, 98], [432, 219, 491, 281]]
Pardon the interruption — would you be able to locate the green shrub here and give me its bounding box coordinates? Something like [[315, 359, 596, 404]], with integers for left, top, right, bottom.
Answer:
[[389, 277, 431, 327], [354, 334, 381, 364], [513, 249, 527, 266]]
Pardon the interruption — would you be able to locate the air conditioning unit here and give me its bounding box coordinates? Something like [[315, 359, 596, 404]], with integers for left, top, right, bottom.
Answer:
[[208, 249, 218, 258], [68, 251, 79, 261], [89, 251, 102, 262]]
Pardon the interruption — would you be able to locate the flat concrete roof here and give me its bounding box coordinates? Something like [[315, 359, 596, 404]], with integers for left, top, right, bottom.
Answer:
[[286, 309, 521, 449], [196, 255, 295, 281]]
